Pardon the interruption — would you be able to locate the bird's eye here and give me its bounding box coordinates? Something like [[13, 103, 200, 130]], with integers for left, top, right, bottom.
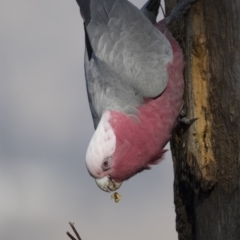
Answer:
[[102, 158, 111, 171], [103, 161, 108, 167]]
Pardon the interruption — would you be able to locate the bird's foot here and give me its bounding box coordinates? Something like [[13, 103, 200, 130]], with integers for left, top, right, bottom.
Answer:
[[166, 0, 197, 24], [178, 108, 198, 126], [180, 108, 187, 117], [179, 117, 198, 125]]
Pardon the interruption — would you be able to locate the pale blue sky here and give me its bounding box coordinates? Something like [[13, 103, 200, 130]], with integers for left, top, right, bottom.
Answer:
[[0, 1, 177, 239]]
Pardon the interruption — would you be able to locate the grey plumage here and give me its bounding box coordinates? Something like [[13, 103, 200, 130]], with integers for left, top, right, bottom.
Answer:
[[76, 0, 173, 128], [85, 54, 144, 127]]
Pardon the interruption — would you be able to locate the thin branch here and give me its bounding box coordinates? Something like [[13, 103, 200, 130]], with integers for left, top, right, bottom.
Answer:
[[66, 232, 77, 240], [66, 222, 82, 240]]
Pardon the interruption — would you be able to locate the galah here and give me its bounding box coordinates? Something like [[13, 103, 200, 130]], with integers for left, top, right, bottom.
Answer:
[[75, 0, 197, 192]]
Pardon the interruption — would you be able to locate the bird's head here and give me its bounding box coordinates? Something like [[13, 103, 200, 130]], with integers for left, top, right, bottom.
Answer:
[[86, 110, 166, 192], [86, 111, 122, 192]]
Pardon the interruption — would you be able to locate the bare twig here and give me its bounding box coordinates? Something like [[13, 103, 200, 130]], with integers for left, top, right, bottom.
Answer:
[[66, 232, 77, 240], [66, 222, 82, 240]]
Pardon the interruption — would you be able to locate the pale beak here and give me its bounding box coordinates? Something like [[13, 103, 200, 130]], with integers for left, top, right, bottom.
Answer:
[[95, 176, 122, 192]]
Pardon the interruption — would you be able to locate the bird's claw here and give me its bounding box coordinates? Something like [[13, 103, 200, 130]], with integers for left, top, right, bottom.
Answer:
[[180, 108, 187, 117], [166, 0, 197, 24], [179, 117, 198, 125]]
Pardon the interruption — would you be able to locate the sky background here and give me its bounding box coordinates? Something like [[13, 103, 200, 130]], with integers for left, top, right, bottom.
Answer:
[[0, 0, 178, 239]]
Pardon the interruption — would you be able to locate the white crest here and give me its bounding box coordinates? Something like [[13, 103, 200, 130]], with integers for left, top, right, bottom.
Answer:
[[86, 111, 116, 178]]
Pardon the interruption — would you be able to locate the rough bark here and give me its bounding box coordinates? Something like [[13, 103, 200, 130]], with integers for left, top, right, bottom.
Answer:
[[165, 0, 240, 239]]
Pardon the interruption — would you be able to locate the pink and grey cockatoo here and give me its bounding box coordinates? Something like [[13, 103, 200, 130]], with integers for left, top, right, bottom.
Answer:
[[75, 0, 196, 192]]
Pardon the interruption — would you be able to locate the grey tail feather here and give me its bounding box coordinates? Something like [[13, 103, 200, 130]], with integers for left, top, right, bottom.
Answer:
[[84, 23, 94, 60], [142, 0, 160, 18]]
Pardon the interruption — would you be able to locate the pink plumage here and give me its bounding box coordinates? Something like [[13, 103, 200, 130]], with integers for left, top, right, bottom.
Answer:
[[109, 20, 184, 182]]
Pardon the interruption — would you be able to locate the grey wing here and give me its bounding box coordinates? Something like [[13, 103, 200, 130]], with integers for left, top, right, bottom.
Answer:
[[85, 53, 144, 129], [86, 0, 173, 99], [85, 62, 100, 128], [84, 23, 143, 128]]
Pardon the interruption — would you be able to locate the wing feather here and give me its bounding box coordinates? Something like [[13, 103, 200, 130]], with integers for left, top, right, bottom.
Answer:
[[81, 0, 173, 127], [86, 0, 173, 98], [85, 53, 144, 128]]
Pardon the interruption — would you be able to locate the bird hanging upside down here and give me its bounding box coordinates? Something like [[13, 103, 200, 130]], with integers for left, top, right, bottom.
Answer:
[[75, 0, 197, 192]]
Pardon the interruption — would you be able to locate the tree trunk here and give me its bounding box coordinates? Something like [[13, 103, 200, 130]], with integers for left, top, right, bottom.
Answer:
[[165, 0, 240, 239]]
